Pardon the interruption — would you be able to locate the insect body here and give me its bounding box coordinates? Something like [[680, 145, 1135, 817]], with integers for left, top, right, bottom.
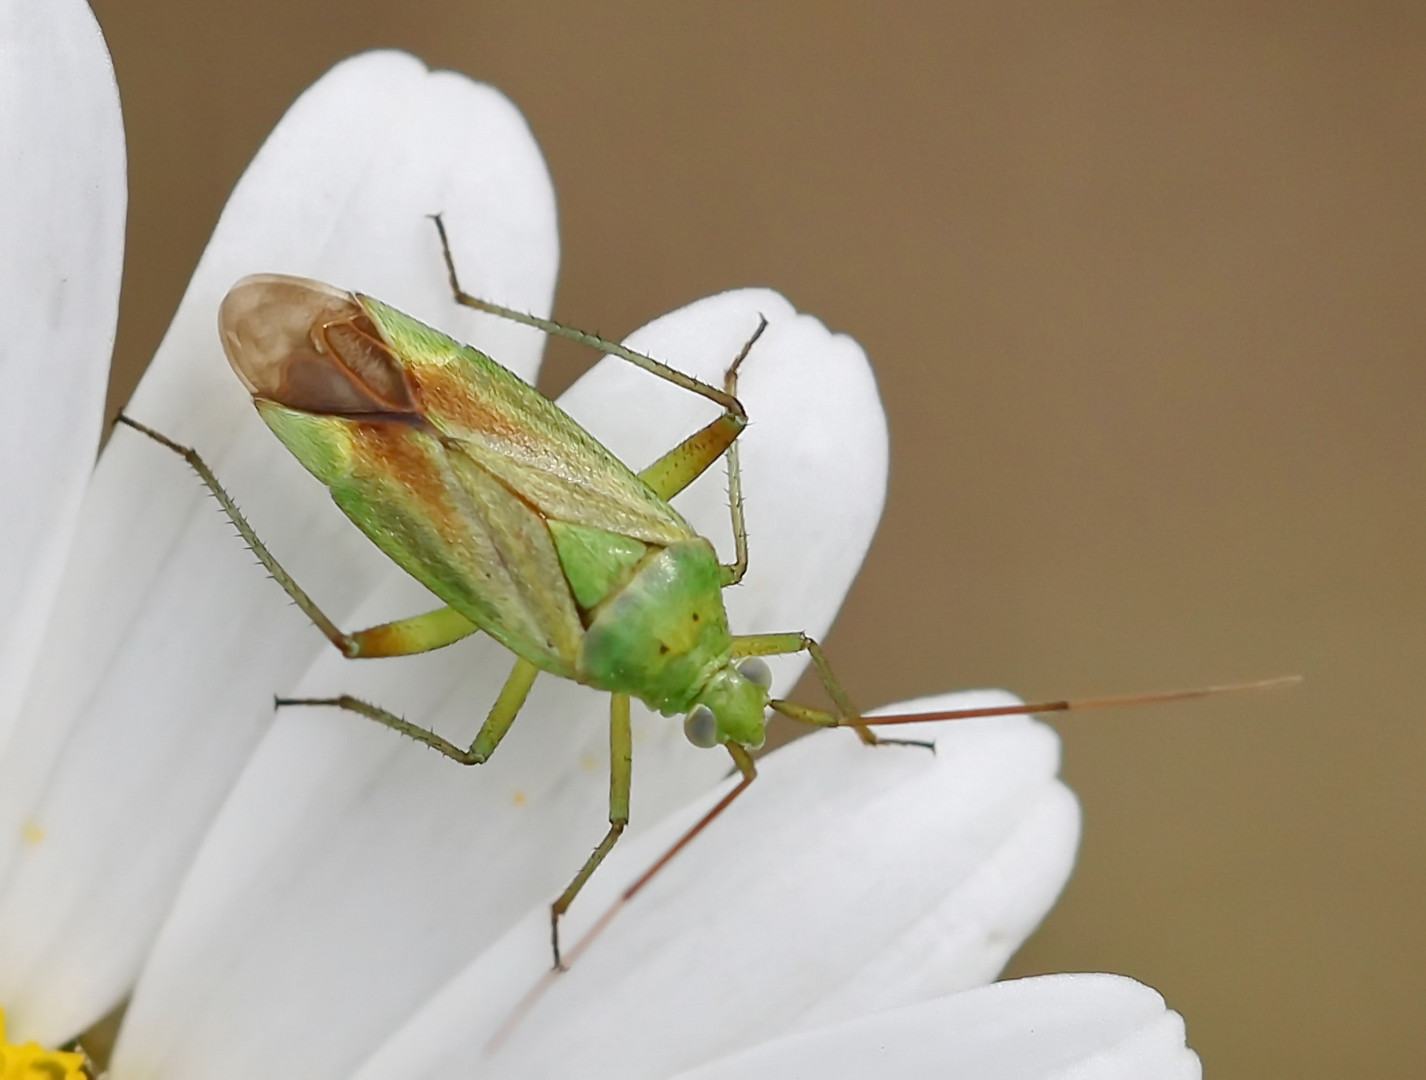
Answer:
[[121, 253, 853, 966], [220, 274, 772, 750]]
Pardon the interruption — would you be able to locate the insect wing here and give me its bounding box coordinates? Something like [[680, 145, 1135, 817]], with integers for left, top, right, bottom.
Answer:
[[359, 294, 696, 547], [225, 278, 706, 675], [255, 401, 583, 674]]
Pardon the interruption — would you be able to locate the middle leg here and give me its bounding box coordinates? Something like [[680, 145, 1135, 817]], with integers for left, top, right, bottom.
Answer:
[[549, 692, 634, 968], [278, 655, 540, 765]]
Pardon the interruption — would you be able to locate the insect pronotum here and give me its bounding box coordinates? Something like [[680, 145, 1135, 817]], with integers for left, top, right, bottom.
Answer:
[[118, 217, 1294, 969]]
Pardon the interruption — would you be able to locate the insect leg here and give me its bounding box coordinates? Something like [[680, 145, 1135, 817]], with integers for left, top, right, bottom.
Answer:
[[431, 214, 745, 416], [637, 317, 768, 585], [635, 412, 744, 501], [118, 415, 485, 660], [342, 606, 479, 657], [556, 742, 758, 972], [549, 692, 633, 968], [435, 215, 775, 583], [277, 657, 539, 765], [730, 632, 887, 746]]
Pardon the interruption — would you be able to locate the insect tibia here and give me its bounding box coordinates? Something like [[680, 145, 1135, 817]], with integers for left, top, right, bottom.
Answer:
[[722, 314, 769, 397], [275, 694, 489, 765], [430, 213, 744, 417], [720, 440, 750, 586], [116, 414, 355, 654]]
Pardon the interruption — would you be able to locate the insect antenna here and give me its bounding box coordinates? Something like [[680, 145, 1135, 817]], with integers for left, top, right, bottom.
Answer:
[[842, 674, 1302, 728]]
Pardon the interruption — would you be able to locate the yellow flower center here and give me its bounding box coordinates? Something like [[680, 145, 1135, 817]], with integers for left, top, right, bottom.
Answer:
[[0, 1012, 88, 1080]]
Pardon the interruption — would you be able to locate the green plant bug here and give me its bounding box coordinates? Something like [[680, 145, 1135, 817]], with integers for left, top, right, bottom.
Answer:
[[118, 218, 1296, 971]]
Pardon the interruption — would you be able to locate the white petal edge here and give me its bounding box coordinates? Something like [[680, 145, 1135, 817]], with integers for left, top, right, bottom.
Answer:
[[112, 288, 889, 1080], [0, 51, 557, 1044], [347, 695, 1078, 1080], [670, 974, 1201, 1080], [0, 0, 125, 752]]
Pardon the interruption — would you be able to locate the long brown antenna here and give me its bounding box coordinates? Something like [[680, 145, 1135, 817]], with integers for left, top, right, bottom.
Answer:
[[859, 675, 1301, 727]]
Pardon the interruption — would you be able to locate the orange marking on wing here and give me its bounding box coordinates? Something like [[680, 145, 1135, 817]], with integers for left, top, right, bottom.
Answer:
[[415, 367, 526, 442], [347, 420, 471, 545]]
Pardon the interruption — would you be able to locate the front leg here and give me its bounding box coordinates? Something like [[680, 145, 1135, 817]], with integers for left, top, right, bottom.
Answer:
[[731, 632, 934, 750], [730, 631, 877, 744]]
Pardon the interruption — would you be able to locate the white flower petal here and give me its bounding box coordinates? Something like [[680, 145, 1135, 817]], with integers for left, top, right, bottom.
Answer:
[[0, 0, 124, 750], [0, 52, 557, 1044], [669, 974, 1200, 1080], [112, 290, 888, 1080], [350, 697, 1078, 1080]]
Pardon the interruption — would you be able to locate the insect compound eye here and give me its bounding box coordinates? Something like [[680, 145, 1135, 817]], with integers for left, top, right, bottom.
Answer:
[[736, 657, 773, 690], [683, 705, 719, 749]]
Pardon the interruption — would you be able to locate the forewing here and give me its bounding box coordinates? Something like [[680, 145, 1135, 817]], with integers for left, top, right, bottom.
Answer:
[[257, 402, 583, 674], [360, 295, 697, 545]]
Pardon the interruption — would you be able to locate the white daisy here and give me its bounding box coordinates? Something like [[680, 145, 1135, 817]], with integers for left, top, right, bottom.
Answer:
[[0, 3, 1199, 1077]]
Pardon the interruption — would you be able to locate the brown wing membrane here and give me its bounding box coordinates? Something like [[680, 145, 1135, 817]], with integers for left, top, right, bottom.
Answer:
[[221, 275, 419, 416]]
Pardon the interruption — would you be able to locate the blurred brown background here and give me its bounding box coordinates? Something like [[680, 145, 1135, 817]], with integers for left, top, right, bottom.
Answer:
[[86, 2, 1423, 1076]]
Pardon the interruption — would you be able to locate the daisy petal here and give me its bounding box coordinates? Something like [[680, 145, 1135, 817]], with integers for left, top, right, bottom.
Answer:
[[0, 0, 124, 749], [670, 974, 1200, 1080], [349, 697, 1078, 1080], [0, 52, 556, 1044], [111, 292, 887, 1080]]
